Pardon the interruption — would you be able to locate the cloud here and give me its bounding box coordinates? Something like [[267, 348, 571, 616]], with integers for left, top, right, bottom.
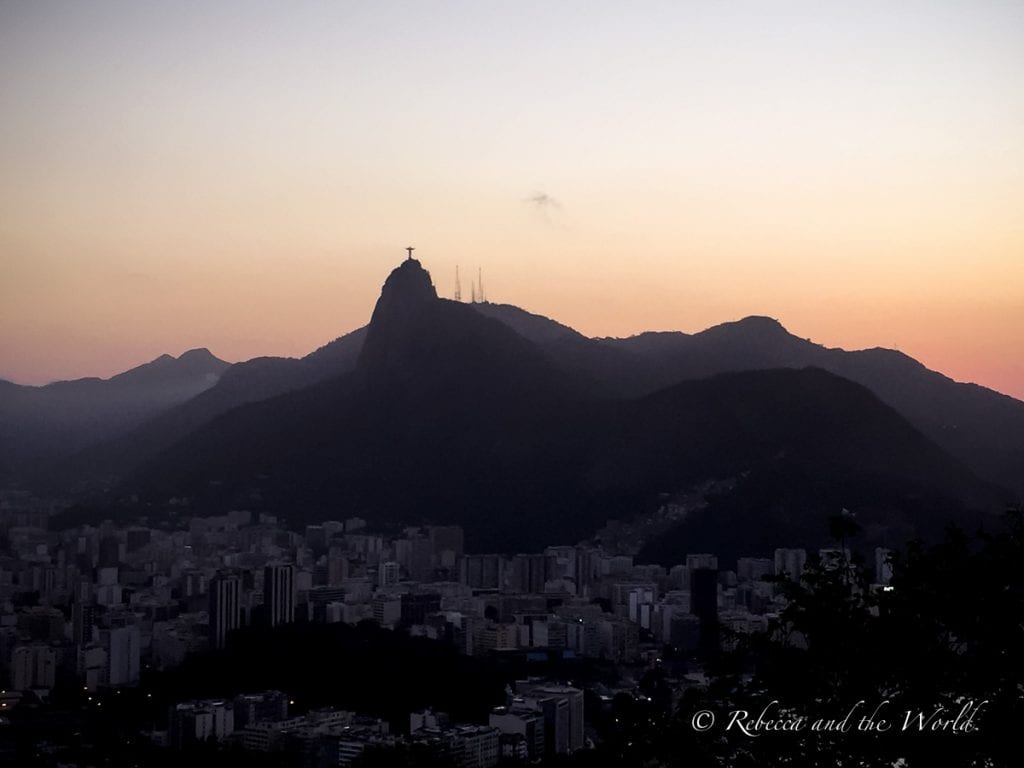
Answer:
[[525, 191, 567, 229], [526, 191, 562, 211]]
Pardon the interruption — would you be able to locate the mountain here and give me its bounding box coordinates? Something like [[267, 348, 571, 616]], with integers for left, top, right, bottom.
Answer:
[[465, 307, 1024, 497], [600, 319, 1024, 497], [123, 260, 594, 547], [111, 260, 1003, 554], [56, 327, 369, 487], [0, 349, 230, 483], [626, 367, 998, 565], [470, 303, 649, 396], [52, 296, 1023, 503]]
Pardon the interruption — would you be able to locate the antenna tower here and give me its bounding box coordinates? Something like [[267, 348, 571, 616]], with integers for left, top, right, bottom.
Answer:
[[454, 266, 462, 302]]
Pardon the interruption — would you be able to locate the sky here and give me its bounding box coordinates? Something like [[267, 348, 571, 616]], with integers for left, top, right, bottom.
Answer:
[[1, 1, 1022, 399]]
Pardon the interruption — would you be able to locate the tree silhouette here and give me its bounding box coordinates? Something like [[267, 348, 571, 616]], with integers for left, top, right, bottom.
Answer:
[[575, 508, 1024, 767]]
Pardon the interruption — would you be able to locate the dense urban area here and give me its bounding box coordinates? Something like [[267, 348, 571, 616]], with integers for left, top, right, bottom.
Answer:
[[0, 488, 902, 767]]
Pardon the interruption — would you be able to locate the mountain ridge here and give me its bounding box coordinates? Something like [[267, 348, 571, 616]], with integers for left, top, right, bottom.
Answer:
[[92, 260, 1008, 555], [0, 348, 231, 483], [7, 260, 1022, 512], [2, 347, 228, 390], [473, 305, 1024, 495]]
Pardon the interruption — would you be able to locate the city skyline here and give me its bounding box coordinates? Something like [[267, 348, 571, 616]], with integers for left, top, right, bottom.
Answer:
[[2, 2, 1022, 399]]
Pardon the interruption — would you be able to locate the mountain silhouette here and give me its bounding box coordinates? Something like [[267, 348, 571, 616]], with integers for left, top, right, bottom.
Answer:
[[600, 320, 1024, 496], [471, 306, 1024, 497], [121, 260, 595, 548], [46, 287, 1022, 503], [9, 258, 1018, 555], [56, 328, 368, 487], [101, 260, 1004, 554], [0, 349, 229, 483]]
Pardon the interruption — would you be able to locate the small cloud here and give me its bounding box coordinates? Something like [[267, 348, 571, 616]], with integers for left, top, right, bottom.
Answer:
[[526, 191, 562, 211], [525, 191, 566, 228]]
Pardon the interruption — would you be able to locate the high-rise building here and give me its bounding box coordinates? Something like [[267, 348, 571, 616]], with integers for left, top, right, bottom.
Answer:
[[170, 699, 236, 748], [690, 568, 718, 620], [11, 645, 57, 692], [450, 725, 501, 768], [209, 573, 243, 649], [686, 553, 718, 573], [508, 554, 547, 594], [690, 567, 719, 656], [573, 546, 601, 596], [98, 535, 121, 568], [327, 545, 349, 586], [105, 625, 141, 686], [428, 525, 465, 570], [459, 554, 506, 590], [379, 561, 401, 588], [773, 548, 807, 578], [513, 682, 584, 755], [234, 690, 289, 729], [72, 602, 97, 646], [544, 546, 576, 583], [184, 569, 208, 597], [263, 564, 295, 627], [396, 534, 433, 582], [77, 643, 107, 691], [490, 706, 545, 760], [874, 547, 893, 585], [400, 592, 441, 626], [737, 557, 774, 583], [627, 585, 656, 629]]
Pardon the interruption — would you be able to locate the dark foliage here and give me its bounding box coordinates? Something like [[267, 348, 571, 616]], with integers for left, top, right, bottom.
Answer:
[[580, 508, 1024, 767], [161, 620, 508, 728]]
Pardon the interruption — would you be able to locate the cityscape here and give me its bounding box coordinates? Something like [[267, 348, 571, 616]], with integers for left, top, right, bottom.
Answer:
[[1, 487, 861, 765], [2, 3, 1022, 767]]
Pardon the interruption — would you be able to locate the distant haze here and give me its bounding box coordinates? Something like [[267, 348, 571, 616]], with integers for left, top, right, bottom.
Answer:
[[1, 2, 1021, 398]]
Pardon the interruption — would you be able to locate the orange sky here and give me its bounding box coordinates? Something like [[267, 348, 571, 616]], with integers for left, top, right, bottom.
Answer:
[[2, 2, 1022, 399]]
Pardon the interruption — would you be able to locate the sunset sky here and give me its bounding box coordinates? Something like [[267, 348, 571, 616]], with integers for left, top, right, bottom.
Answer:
[[2, 2, 1022, 398]]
